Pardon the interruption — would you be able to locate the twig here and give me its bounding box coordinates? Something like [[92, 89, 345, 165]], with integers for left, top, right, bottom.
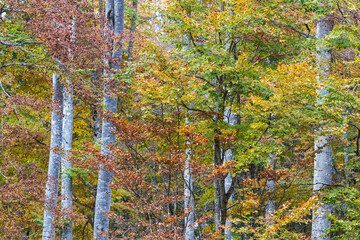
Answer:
[[135, 14, 164, 28], [0, 79, 10, 97], [272, 20, 315, 38], [181, 101, 209, 114], [0, 169, 7, 178]]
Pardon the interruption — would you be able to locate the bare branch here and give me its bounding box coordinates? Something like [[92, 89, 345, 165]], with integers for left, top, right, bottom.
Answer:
[[272, 20, 315, 38], [0, 79, 10, 97], [135, 14, 164, 28], [0, 40, 41, 46], [0, 62, 49, 69]]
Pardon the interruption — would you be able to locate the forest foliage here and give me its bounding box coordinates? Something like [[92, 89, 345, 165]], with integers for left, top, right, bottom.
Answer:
[[1, 0, 360, 239]]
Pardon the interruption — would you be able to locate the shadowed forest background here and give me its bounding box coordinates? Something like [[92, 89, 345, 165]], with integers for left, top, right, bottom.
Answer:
[[1, 0, 360, 239]]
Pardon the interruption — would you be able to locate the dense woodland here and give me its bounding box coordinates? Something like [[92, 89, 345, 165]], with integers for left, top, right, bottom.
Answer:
[[1, 0, 360, 239]]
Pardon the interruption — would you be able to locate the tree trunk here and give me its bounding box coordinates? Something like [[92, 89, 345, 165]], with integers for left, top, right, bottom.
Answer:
[[224, 106, 236, 240], [224, 150, 233, 240], [184, 111, 195, 240], [265, 153, 276, 226], [61, 81, 74, 240], [93, 0, 124, 239], [182, 31, 195, 238], [61, 16, 76, 240], [312, 16, 334, 240], [214, 134, 231, 234], [92, 98, 102, 144], [214, 133, 224, 231], [127, 0, 138, 62], [42, 73, 63, 240], [184, 146, 195, 240]]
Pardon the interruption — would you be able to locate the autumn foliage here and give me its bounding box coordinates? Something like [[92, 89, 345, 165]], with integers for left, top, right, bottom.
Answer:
[[1, 0, 360, 239]]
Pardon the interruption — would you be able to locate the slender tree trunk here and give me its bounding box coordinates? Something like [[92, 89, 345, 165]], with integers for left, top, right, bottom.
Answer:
[[92, 98, 102, 144], [61, 16, 76, 240], [224, 106, 235, 240], [224, 151, 233, 240], [93, 0, 124, 239], [265, 153, 276, 225], [312, 16, 334, 240], [184, 114, 195, 240], [42, 73, 63, 240], [99, 0, 103, 13], [184, 146, 195, 240], [214, 134, 231, 234], [127, 0, 138, 62], [61, 81, 74, 240], [90, 72, 102, 144], [182, 31, 195, 239], [213, 133, 223, 231], [214, 111, 234, 237]]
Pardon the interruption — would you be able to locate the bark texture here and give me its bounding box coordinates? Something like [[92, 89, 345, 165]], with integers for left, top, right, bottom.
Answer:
[[265, 153, 276, 225], [42, 73, 63, 240], [184, 146, 195, 240], [214, 106, 235, 237], [312, 17, 334, 240], [183, 37, 195, 240], [224, 106, 235, 240], [61, 81, 74, 240], [93, 0, 124, 239], [61, 16, 76, 240]]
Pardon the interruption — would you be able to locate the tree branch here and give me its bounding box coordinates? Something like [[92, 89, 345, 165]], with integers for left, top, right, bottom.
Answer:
[[0, 62, 48, 69], [272, 20, 315, 38], [0, 40, 41, 46]]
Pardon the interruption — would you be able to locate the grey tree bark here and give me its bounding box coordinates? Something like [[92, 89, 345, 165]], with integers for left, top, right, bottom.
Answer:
[[213, 107, 234, 236], [311, 17, 334, 240], [182, 34, 195, 239], [184, 113, 195, 240], [61, 16, 76, 240], [224, 106, 236, 240], [61, 81, 74, 240], [42, 73, 63, 240], [93, 0, 124, 239], [184, 144, 195, 240], [265, 153, 276, 225]]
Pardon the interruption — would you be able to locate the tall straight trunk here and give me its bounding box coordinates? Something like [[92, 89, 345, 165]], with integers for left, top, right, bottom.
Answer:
[[61, 81, 74, 240], [42, 73, 63, 240], [224, 151, 233, 240], [224, 106, 235, 240], [91, 71, 102, 144], [184, 111, 195, 240], [93, 0, 124, 239], [92, 97, 102, 144], [183, 32, 195, 239], [312, 17, 334, 240], [213, 111, 234, 236], [265, 153, 276, 225], [61, 16, 76, 240], [184, 145, 195, 240], [127, 0, 138, 62], [213, 135, 224, 230], [214, 131, 233, 234]]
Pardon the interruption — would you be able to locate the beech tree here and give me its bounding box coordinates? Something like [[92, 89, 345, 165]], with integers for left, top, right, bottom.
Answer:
[[42, 73, 63, 240], [61, 80, 74, 240], [312, 16, 334, 240], [93, 0, 124, 238]]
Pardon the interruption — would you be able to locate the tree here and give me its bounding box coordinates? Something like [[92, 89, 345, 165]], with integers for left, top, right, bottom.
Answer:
[[312, 16, 334, 240], [42, 73, 63, 240], [61, 79, 74, 240], [61, 16, 77, 240], [93, 0, 125, 238]]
